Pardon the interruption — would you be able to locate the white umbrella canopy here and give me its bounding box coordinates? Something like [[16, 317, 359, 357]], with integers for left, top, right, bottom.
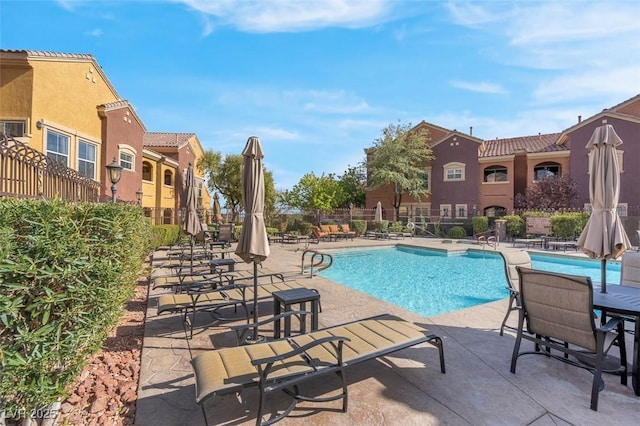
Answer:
[[576, 124, 632, 292], [235, 136, 270, 342], [374, 201, 383, 222]]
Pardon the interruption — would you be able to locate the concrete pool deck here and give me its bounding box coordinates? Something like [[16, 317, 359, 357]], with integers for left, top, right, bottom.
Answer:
[[136, 237, 639, 425]]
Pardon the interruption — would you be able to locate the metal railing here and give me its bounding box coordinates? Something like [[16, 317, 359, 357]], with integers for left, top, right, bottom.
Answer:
[[301, 249, 333, 278], [0, 133, 100, 201]]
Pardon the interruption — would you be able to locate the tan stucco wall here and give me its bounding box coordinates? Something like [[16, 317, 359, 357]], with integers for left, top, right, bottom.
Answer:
[[29, 59, 118, 153]]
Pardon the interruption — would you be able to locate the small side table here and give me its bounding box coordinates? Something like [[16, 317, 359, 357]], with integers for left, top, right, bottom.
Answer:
[[209, 258, 236, 272], [273, 288, 320, 338]]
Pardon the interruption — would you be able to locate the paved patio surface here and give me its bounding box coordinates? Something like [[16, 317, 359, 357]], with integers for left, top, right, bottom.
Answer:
[[136, 237, 640, 426]]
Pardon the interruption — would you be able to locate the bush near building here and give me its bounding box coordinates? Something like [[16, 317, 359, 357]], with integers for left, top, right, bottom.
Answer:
[[0, 198, 151, 422]]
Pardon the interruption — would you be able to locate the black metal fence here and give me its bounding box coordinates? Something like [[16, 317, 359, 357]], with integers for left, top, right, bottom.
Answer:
[[0, 133, 100, 201]]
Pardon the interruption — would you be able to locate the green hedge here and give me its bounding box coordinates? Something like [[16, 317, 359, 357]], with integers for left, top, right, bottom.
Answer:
[[551, 212, 589, 239], [150, 224, 181, 248], [472, 216, 489, 234], [0, 198, 151, 419], [503, 215, 525, 238], [351, 220, 367, 236], [448, 226, 467, 239]]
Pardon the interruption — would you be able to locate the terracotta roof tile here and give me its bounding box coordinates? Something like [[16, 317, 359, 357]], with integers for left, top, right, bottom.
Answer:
[[143, 132, 196, 148], [0, 49, 96, 61], [479, 133, 565, 158]]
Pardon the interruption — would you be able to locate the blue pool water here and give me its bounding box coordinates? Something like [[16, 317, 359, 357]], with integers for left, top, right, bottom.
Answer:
[[318, 246, 621, 318]]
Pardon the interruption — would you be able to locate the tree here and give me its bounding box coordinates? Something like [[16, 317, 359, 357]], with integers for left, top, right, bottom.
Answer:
[[366, 121, 434, 219], [197, 149, 276, 223], [282, 172, 344, 222], [337, 164, 367, 208], [519, 175, 579, 210]]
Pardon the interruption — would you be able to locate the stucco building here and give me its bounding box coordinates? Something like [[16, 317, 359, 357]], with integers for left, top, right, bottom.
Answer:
[[0, 49, 210, 223]]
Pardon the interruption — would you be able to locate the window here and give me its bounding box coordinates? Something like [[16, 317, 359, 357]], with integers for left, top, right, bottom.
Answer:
[[424, 167, 431, 191], [142, 161, 153, 181], [534, 162, 560, 180], [483, 165, 508, 182], [78, 140, 96, 179], [0, 120, 26, 137], [164, 170, 173, 186], [46, 130, 69, 166], [120, 151, 133, 170], [456, 204, 467, 219], [163, 208, 173, 224], [443, 162, 465, 181], [440, 204, 451, 219]]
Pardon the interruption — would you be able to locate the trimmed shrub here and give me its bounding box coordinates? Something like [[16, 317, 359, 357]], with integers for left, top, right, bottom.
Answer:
[[472, 216, 489, 234], [389, 221, 403, 232], [351, 220, 366, 236], [373, 220, 389, 232], [448, 226, 467, 239], [551, 213, 585, 239], [503, 215, 525, 239], [298, 221, 312, 236], [150, 224, 181, 248], [0, 198, 151, 420]]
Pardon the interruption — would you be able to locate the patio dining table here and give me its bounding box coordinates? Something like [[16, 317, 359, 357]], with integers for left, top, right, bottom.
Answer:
[[592, 284, 640, 396]]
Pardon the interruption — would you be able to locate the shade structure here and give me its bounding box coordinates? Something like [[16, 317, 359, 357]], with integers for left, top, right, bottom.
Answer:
[[235, 136, 270, 342], [576, 124, 631, 292], [374, 201, 383, 222], [212, 192, 223, 224]]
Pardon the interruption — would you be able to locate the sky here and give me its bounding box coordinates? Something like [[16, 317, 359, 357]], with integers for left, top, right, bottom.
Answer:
[[1, 0, 639, 190]]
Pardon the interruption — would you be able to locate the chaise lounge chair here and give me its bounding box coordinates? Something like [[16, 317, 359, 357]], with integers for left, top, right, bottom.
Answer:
[[190, 314, 445, 425], [157, 280, 317, 338]]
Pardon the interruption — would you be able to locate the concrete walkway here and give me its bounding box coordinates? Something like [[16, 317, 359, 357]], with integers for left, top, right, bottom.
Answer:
[[136, 237, 639, 425]]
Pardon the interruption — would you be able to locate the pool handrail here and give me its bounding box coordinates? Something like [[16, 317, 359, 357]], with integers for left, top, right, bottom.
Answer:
[[301, 249, 333, 277]]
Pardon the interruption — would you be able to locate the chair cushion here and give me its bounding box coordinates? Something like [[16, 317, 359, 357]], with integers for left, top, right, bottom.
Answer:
[[328, 224, 340, 233]]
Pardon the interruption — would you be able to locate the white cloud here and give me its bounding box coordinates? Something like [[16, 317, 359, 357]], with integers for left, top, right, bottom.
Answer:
[[449, 80, 506, 94], [85, 28, 103, 37], [445, 1, 640, 109], [176, 0, 392, 32], [533, 66, 640, 105]]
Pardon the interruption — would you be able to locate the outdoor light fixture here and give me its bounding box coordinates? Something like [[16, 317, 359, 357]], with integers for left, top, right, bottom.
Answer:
[[136, 189, 143, 205], [105, 157, 123, 203]]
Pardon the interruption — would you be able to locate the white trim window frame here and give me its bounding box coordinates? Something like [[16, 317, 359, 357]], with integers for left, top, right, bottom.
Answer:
[[0, 119, 27, 137], [443, 162, 465, 182], [77, 139, 97, 179], [440, 204, 452, 219], [455, 204, 467, 219], [119, 150, 134, 171], [46, 129, 70, 166]]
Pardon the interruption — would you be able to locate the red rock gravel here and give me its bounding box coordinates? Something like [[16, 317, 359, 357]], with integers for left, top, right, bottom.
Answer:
[[56, 270, 149, 426]]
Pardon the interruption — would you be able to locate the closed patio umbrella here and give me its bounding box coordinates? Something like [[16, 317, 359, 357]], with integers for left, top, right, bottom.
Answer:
[[576, 124, 631, 293], [183, 163, 201, 270], [235, 136, 270, 342], [212, 192, 223, 224], [374, 201, 383, 222]]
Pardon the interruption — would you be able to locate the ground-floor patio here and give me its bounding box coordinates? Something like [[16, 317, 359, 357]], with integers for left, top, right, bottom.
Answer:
[[136, 237, 639, 425]]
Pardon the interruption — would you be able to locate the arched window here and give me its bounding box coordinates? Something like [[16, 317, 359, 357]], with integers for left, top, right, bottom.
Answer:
[[164, 170, 173, 186], [534, 162, 560, 181], [443, 162, 465, 181], [142, 161, 153, 181], [483, 165, 507, 182]]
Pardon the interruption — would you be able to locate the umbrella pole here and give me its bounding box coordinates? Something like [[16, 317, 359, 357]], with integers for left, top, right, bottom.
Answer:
[[252, 260, 259, 341], [600, 259, 607, 293]]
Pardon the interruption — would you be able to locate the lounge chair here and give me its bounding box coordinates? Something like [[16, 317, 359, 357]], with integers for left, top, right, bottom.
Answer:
[[191, 314, 445, 425], [498, 250, 531, 336], [156, 280, 315, 338], [339, 224, 356, 240], [511, 267, 627, 411], [311, 226, 331, 242]]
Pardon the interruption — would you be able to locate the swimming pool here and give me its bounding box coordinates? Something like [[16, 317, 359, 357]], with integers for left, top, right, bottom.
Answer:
[[318, 246, 621, 318]]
